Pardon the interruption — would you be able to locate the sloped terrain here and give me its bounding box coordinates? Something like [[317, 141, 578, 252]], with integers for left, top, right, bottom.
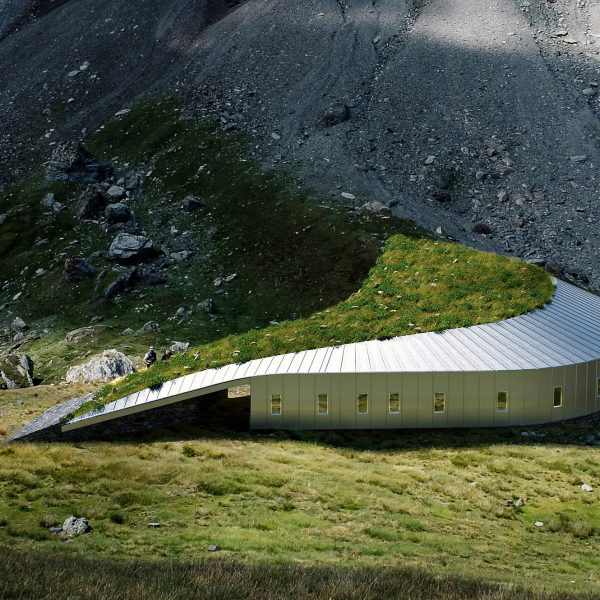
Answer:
[[1, 0, 600, 288]]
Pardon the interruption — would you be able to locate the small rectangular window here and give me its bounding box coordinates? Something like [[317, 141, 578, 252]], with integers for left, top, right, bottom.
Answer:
[[553, 386, 563, 408], [271, 394, 282, 416], [357, 393, 369, 414], [433, 392, 445, 413], [497, 391, 509, 412], [388, 392, 400, 414], [317, 393, 329, 415]]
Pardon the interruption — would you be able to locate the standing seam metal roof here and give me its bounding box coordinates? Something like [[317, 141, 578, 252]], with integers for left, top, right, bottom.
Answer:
[[66, 279, 600, 427]]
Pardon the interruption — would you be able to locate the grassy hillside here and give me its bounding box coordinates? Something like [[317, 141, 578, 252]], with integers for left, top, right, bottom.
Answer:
[[1, 387, 598, 595], [0, 97, 408, 383], [84, 232, 553, 414]]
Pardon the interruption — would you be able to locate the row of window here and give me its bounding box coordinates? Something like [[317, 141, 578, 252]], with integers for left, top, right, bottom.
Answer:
[[269, 386, 569, 416]]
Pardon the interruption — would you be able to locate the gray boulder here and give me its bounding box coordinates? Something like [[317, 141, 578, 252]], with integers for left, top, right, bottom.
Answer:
[[77, 187, 106, 220], [46, 141, 112, 183], [60, 516, 90, 537], [318, 102, 351, 128], [65, 327, 95, 343], [198, 298, 217, 315], [65, 349, 134, 383], [359, 201, 391, 215], [105, 203, 132, 224], [139, 321, 161, 334], [170, 250, 193, 262], [106, 185, 126, 200], [11, 317, 28, 332], [170, 341, 189, 354], [108, 233, 155, 264], [182, 196, 204, 212]]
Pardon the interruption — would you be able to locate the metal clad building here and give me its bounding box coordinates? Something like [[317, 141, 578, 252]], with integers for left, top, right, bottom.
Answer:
[[63, 280, 600, 433]]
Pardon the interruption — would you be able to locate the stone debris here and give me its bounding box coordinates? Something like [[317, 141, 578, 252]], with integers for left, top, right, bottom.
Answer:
[[580, 483, 593, 492]]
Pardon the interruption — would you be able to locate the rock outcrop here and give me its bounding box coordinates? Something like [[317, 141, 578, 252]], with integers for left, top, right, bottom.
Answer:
[[65, 349, 134, 383], [0, 353, 34, 388], [46, 141, 112, 184], [108, 233, 155, 264]]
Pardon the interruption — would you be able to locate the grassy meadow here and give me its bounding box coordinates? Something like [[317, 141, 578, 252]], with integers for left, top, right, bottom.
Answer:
[[1, 387, 599, 597]]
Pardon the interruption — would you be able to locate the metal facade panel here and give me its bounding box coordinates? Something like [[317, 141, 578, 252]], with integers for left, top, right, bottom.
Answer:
[[402, 373, 419, 426], [298, 375, 314, 429], [339, 374, 356, 428], [371, 374, 387, 427], [447, 372, 464, 427], [283, 374, 300, 429], [417, 372, 433, 428], [508, 371, 526, 426], [462, 373, 479, 426], [576, 363, 588, 418]]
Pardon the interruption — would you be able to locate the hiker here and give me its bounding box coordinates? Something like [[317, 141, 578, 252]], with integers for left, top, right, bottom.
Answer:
[[143, 346, 157, 368], [161, 349, 173, 361]]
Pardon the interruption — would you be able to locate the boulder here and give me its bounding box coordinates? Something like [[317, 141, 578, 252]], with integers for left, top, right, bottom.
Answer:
[[198, 298, 217, 315], [318, 102, 351, 128], [181, 196, 204, 212], [472, 223, 492, 235], [359, 201, 391, 215], [11, 317, 28, 332], [170, 250, 193, 262], [77, 187, 106, 220], [105, 203, 132, 224], [0, 353, 34, 389], [108, 233, 155, 264], [139, 321, 161, 334], [63, 257, 96, 284], [170, 341, 189, 354], [60, 516, 90, 537], [46, 141, 112, 183], [106, 185, 126, 200], [65, 349, 134, 383], [65, 327, 95, 343]]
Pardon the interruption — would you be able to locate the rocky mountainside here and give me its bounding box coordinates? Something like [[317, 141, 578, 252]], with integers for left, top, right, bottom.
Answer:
[[1, 0, 600, 387], [1, 0, 600, 286]]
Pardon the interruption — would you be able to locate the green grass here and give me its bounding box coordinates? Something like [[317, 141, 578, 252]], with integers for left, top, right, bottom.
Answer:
[[1, 387, 598, 594], [1, 548, 597, 600], [81, 232, 553, 414]]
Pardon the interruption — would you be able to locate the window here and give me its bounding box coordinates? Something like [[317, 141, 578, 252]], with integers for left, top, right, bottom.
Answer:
[[497, 391, 509, 412], [317, 393, 329, 415], [433, 392, 445, 413], [271, 394, 282, 416], [553, 386, 563, 408], [597, 378, 600, 397], [388, 392, 400, 414], [357, 393, 369, 414]]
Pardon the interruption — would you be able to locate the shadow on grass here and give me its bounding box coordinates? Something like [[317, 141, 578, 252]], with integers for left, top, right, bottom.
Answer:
[[0, 547, 595, 600]]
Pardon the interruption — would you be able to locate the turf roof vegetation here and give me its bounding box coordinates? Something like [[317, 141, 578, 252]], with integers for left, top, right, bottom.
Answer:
[[83, 234, 554, 414]]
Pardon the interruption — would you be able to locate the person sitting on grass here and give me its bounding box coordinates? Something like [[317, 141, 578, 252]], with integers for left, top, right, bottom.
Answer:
[[161, 349, 173, 361], [143, 346, 157, 368]]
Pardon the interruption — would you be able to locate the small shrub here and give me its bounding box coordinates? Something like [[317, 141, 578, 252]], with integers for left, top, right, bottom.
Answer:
[[182, 445, 198, 458], [109, 512, 125, 525], [196, 480, 243, 496], [0, 518, 7, 527]]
